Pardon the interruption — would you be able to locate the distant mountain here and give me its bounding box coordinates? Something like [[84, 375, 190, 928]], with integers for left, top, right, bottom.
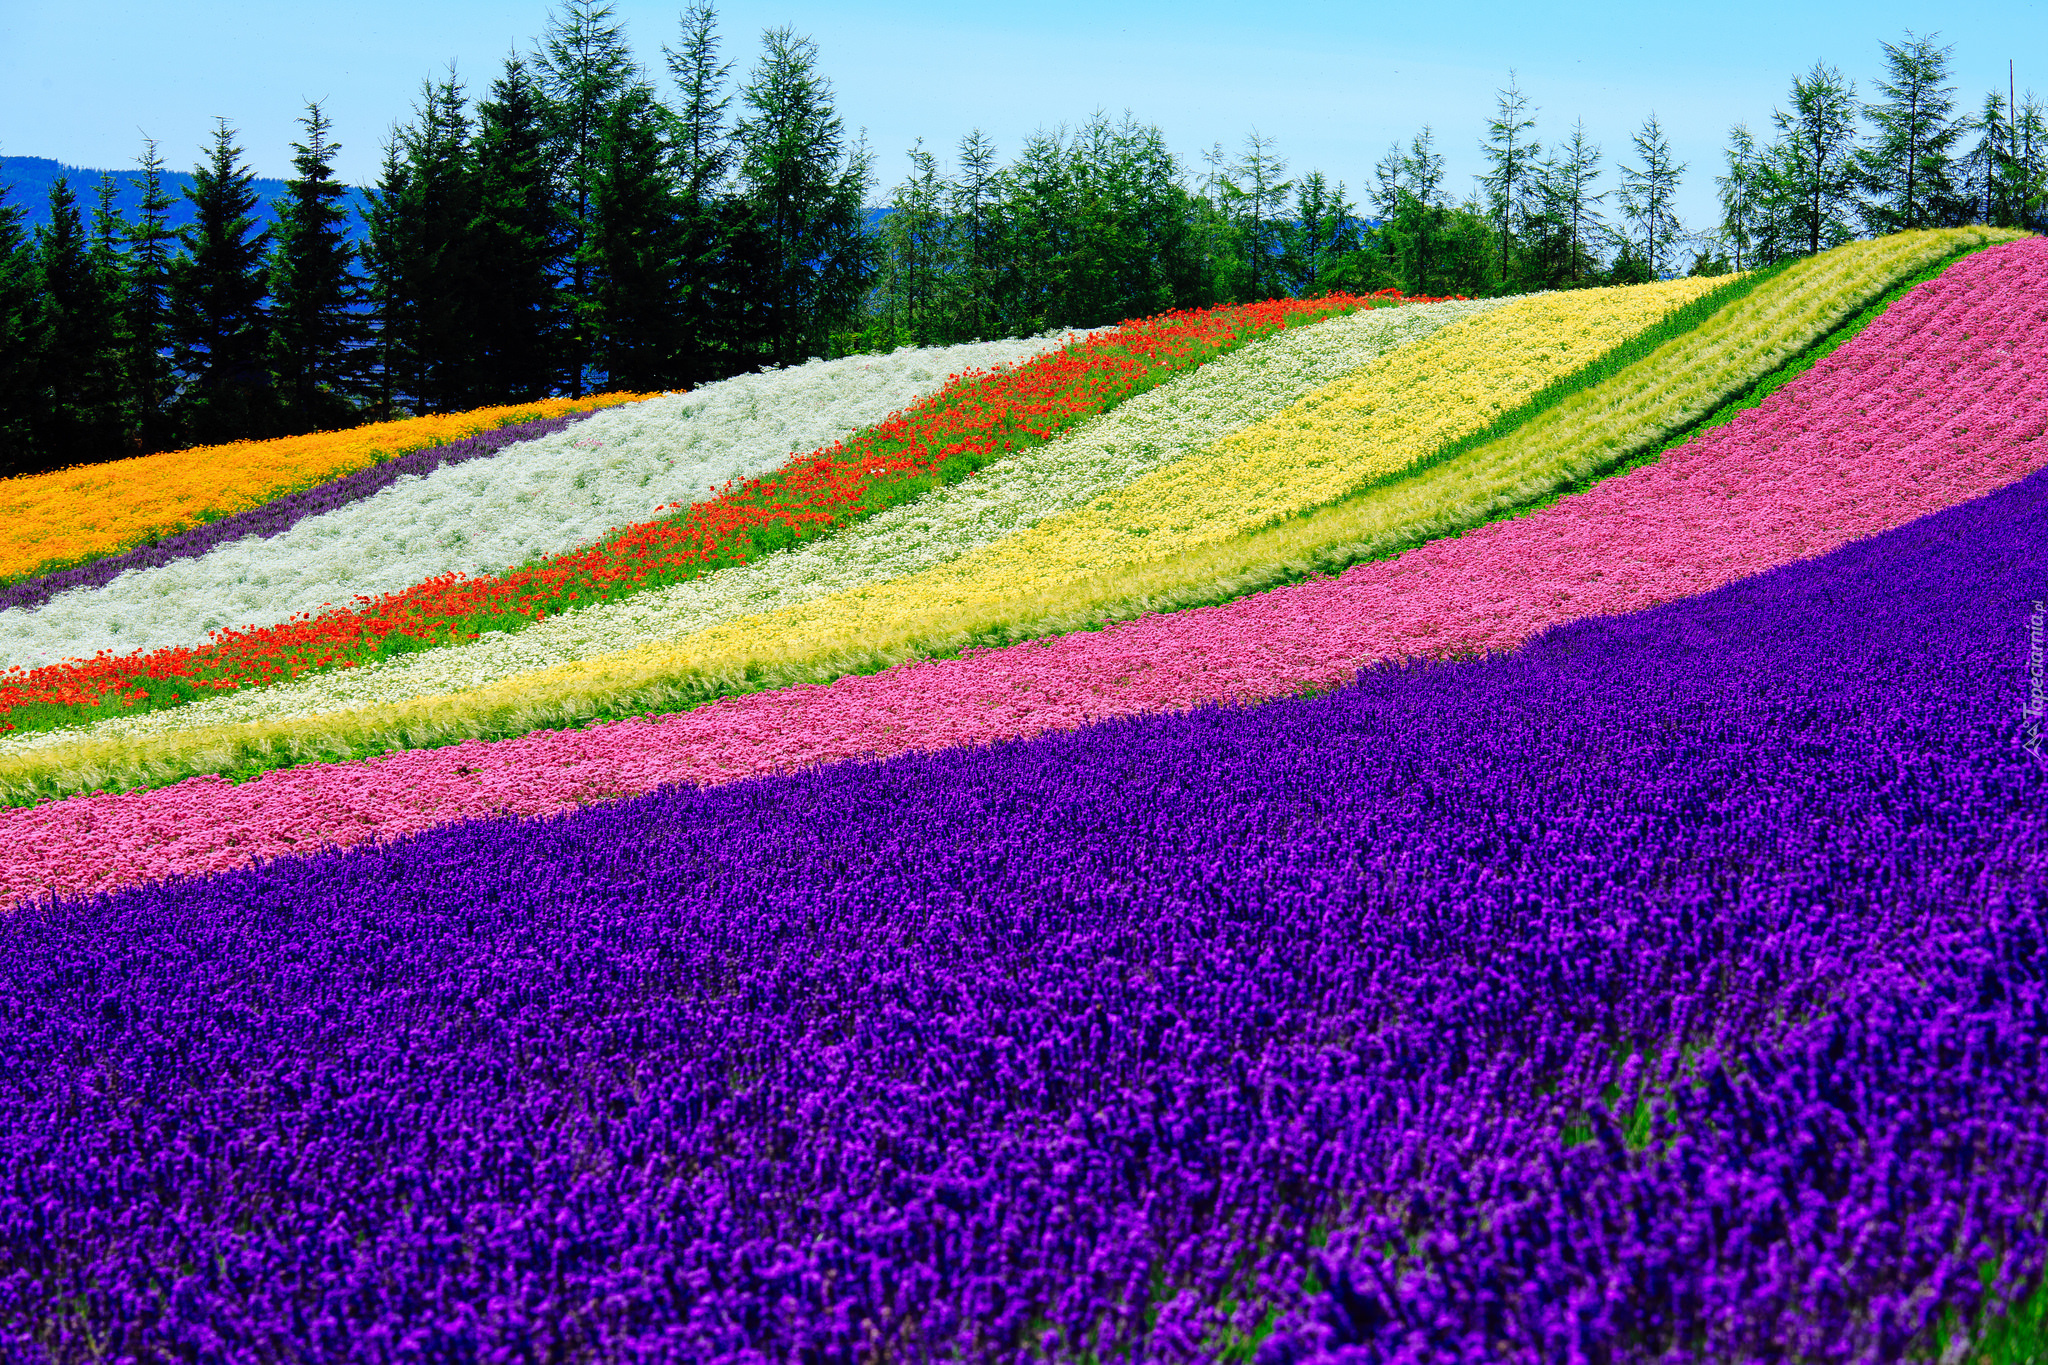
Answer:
[[0, 155, 372, 244]]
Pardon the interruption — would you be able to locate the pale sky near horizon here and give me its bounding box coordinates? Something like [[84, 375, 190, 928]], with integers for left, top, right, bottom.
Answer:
[[4, 0, 2043, 238]]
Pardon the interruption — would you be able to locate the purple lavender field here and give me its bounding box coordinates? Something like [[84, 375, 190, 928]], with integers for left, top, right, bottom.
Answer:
[[2, 461, 2044, 1359]]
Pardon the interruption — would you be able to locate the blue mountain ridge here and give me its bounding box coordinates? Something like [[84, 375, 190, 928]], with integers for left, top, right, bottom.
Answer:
[[1, 155, 373, 244]]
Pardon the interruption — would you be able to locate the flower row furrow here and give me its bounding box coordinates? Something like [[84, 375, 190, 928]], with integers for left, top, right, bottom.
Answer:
[[10, 236, 2041, 899], [1, 335, 1082, 670], [0, 294, 1413, 731], [2, 297, 1499, 749], [2, 440, 2041, 1356], [0, 392, 652, 585]]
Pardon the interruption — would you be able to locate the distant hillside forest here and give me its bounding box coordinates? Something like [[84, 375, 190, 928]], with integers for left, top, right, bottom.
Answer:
[[1, 2, 2042, 479]]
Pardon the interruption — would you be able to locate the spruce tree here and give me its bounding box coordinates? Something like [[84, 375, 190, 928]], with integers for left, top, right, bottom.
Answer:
[[1857, 32, 1967, 233], [269, 101, 367, 433], [732, 26, 875, 367], [125, 139, 177, 453], [538, 0, 638, 395], [168, 119, 275, 445], [873, 139, 949, 347], [1618, 113, 1687, 277], [664, 1, 739, 385], [1286, 171, 1361, 296], [592, 83, 688, 389], [0, 168, 40, 474], [363, 138, 412, 420], [35, 177, 131, 466], [375, 73, 481, 412], [471, 55, 566, 402], [1772, 62, 1861, 255]]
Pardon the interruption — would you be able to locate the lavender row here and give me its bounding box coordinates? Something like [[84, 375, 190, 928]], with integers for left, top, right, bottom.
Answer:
[[0, 408, 603, 614], [2, 467, 2045, 1360]]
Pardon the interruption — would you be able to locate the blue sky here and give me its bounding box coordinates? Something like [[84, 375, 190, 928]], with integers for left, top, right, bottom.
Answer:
[[4, 0, 2042, 237]]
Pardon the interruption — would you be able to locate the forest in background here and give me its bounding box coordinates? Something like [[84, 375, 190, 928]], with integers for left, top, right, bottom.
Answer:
[[1, 1, 2043, 479]]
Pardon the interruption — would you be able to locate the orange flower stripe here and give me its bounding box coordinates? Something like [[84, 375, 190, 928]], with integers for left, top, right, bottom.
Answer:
[[0, 393, 657, 586], [0, 293, 1454, 727]]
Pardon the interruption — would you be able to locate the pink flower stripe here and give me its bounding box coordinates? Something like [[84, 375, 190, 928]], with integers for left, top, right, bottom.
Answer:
[[9, 239, 2047, 910]]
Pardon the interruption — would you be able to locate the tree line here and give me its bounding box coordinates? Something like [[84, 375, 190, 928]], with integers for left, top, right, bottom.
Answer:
[[1, 8, 2042, 479]]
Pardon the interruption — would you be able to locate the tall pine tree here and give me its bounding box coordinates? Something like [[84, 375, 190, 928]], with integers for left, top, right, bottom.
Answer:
[[0, 167, 40, 474], [1773, 62, 1861, 255], [125, 139, 177, 454], [538, 0, 638, 396], [1480, 73, 1542, 289], [168, 119, 275, 445], [732, 26, 874, 367], [35, 177, 131, 466], [591, 83, 688, 388], [661, 2, 740, 384], [1618, 113, 1687, 277], [471, 55, 567, 403], [1857, 31, 1968, 233], [270, 101, 367, 433]]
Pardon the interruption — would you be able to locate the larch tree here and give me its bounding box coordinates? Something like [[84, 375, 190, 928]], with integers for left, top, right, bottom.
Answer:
[[1479, 72, 1542, 288], [731, 26, 875, 367], [1856, 31, 1968, 233], [1618, 113, 1686, 277], [1772, 61, 1861, 255]]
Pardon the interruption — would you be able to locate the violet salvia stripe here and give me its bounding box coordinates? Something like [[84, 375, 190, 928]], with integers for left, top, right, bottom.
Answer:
[[1, 462, 2043, 1357], [0, 407, 605, 614], [10, 235, 2042, 905]]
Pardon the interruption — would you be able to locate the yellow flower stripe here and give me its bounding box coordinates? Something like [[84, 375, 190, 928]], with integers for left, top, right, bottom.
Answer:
[[0, 393, 657, 585], [0, 229, 2012, 805]]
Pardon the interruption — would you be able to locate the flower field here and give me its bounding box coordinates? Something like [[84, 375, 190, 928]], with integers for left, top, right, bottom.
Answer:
[[0, 392, 653, 586], [2, 230, 2045, 1359]]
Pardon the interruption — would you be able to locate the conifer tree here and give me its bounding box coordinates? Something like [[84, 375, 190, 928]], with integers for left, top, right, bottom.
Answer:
[[873, 139, 949, 347], [1772, 62, 1861, 255], [1480, 73, 1542, 288], [1965, 89, 2016, 226], [0, 169, 40, 474], [1618, 113, 1687, 276], [538, 0, 638, 395], [1221, 130, 1292, 301], [168, 119, 275, 445], [31, 177, 128, 466], [125, 139, 177, 453], [1285, 170, 1360, 296], [990, 128, 1071, 333], [732, 26, 875, 367], [270, 101, 366, 433], [374, 73, 481, 412], [1857, 31, 1967, 233], [947, 129, 1000, 341], [471, 55, 565, 401], [1543, 119, 1606, 284], [363, 138, 410, 420], [1061, 113, 1197, 324], [664, 1, 740, 384], [592, 82, 688, 388]]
